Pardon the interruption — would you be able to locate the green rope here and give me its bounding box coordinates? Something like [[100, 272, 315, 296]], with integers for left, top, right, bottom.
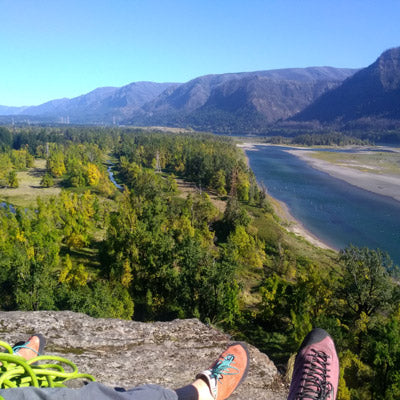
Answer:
[[0, 340, 95, 390]]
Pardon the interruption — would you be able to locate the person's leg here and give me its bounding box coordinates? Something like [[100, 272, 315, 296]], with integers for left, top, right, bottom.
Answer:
[[1, 383, 178, 400], [1, 340, 248, 400], [175, 378, 212, 400], [176, 342, 249, 400], [287, 328, 339, 400]]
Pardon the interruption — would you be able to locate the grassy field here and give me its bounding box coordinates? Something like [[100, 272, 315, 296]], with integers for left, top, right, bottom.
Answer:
[[0, 159, 61, 207], [309, 150, 400, 176]]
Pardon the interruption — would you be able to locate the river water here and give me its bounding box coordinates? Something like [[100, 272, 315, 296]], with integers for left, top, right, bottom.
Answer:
[[245, 145, 400, 265], [107, 164, 123, 190]]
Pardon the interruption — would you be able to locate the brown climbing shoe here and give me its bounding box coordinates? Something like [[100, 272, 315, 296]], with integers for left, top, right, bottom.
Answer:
[[13, 334, 46, 361], [197, 342, 249, 400]]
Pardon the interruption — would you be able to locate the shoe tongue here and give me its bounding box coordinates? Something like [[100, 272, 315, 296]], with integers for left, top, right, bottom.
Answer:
[[197, 370, 218, 399]]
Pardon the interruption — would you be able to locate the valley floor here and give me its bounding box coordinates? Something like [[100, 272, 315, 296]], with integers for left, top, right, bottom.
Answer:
[[0, 159, 61, 207]]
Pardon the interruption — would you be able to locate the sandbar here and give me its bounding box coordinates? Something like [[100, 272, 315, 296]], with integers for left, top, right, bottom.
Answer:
[[286, 149, 400, 203]]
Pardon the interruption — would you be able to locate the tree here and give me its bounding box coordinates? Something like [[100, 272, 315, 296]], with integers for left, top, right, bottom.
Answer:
[[0, 205, 63, 311], [365, 313, 400, 399], [86, 163, 101, 186], [0, 154, 12, 186], [0, 127, 12, 151], [338, 350, 374, 400], [337, 246, 397, 355], [59, 191, 98, 250], [190, 193, 219, 228], [41, 173, 54, 187], [59, 255, 88, 286], [11, 149, 33, 170], [227, 225, 265, 270], [236, 170, 250, 202], [7, 171, 18, 188], [210, 169, 227, 196], [47, 151, 66, 177], [222, 197, 251, 232], [338, 246, 395, 320]]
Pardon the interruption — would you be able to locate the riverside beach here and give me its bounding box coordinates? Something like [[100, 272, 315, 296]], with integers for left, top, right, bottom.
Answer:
[[239, 143, 400, 262]]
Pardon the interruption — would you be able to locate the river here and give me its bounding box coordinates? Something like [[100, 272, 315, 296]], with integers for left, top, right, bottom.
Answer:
[[107, 163, 123, 190], [245, 145, 400, 265]]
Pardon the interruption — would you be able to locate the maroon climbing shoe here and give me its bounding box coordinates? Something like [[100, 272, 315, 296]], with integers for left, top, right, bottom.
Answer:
[[288, 328, 339, 400]]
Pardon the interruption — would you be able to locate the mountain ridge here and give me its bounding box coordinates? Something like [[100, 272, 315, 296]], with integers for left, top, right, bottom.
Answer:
[[13, 82, 178, 124], [127, 67, 357, 130], [293, 47, 400, 123], [0, 67, 357, 129]]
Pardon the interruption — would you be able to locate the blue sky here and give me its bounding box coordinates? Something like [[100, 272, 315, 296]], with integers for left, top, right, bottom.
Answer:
[[1, 0, 399, 106]]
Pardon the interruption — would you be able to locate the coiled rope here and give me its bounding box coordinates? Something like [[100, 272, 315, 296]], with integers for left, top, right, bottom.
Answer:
[[0, 340, 95, 390]]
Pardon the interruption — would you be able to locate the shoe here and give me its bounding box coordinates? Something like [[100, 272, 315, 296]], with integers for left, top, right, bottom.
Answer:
[[196, 342, 249, 400], [288, 328, 339, 400], [13, 334, 46, 361]]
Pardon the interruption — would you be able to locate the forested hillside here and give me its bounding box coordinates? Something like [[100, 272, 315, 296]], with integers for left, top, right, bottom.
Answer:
[[0, 126, 399, 399]]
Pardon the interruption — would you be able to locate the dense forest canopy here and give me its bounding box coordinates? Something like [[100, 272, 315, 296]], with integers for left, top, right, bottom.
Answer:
[[0, 125, 399, 399]]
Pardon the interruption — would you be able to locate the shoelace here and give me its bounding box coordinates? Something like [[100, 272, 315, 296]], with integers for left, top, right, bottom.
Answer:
[[210, 354, 239, 382], [12, 344, 40, 356], [297, 349, 333, 400], [0, 340, 95, 390]]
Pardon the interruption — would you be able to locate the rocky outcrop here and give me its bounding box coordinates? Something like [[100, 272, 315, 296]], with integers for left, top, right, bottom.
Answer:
[[0, 311, 288, 399]]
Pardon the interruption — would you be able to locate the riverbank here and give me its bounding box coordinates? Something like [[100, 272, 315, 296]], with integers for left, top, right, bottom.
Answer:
[[237, 143, 335, 250], [286, 149, 400, 203], [267, 193, 335, 250]]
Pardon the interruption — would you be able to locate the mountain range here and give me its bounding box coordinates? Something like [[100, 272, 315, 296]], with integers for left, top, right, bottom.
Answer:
[[0, 82, 178, 124], [132, 68, 355, 133], [1, 47, 400, 133]]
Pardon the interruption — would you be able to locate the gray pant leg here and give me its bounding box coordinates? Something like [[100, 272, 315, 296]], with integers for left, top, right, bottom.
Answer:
[[0, 382, 178, 400]]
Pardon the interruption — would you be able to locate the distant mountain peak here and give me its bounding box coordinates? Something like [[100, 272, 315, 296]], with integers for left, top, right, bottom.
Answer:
[[376, 47, 400, 90], [293, 46, 400, 124]]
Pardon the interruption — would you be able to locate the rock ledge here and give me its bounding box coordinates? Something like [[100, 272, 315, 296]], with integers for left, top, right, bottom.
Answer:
[[0, 311, 288, 399]]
